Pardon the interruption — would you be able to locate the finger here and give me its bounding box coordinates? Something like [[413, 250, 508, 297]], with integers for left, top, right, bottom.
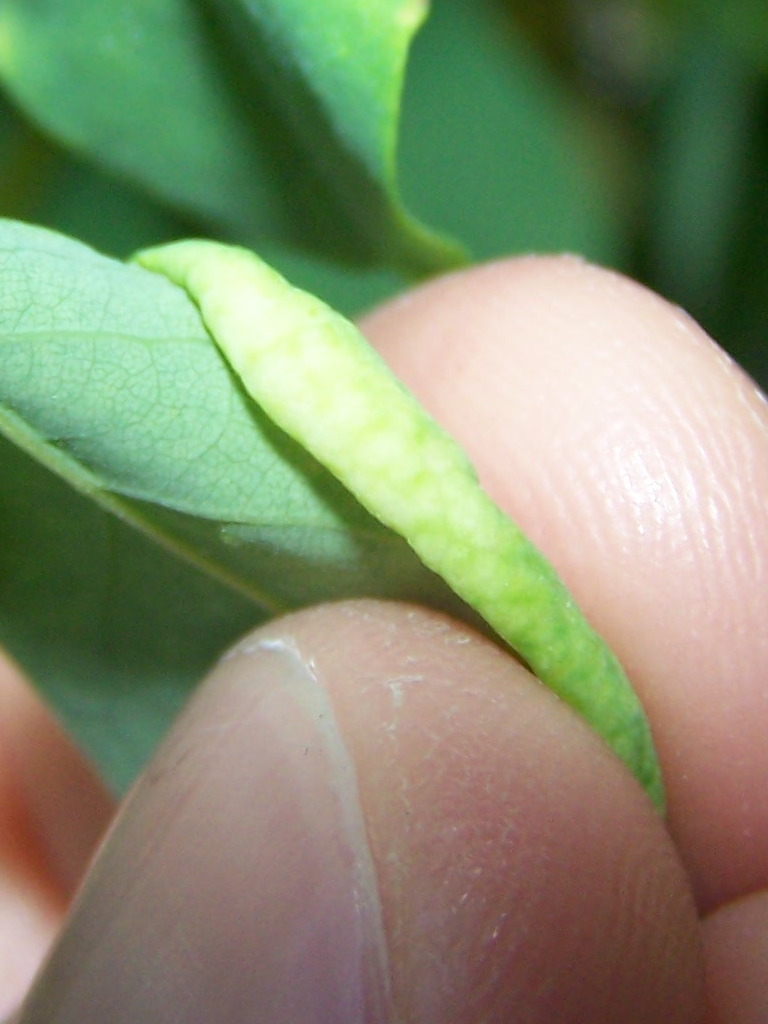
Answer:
[[0, 653, 114, 894], [17, 603, 702, 1024], [701, 889, 768, 1024], [360, 256, 768, 911], [0, 650, 113, 1018]]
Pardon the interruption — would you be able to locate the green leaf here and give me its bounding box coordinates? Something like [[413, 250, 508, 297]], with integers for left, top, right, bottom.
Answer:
[[0, 219, 663, 809], [0, 92, 397, 314], [400, 0, 621, 263], [0, 219, 462, 609], [0, 2, 275, 241], [670, 0, 768, 72], [138, 237, 664, 811], [718, 4, 768, 70], [646, 29, 759, 319], [0, 219, 466, 786], [0, 0, 461, 273], [0, 92, 190, 260], [0, 433, 263, 793], [0, 93, 46, 220], [211, 0, 463, 271]]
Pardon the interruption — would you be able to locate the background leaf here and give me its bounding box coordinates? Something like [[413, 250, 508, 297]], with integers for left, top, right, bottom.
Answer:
[[400, 0, 621, 265], [633, 2, 768, 386], [644, 30, 759, 321], [0, 0, 459, 275], [0, 1, 279, 241], [669, 0, 768, 73], [0, 433, 262, 792], [211, 0, 463, 272], [0, 220, 468, 787], [0, 91, 200, 262], [502, 0, 768, 391]]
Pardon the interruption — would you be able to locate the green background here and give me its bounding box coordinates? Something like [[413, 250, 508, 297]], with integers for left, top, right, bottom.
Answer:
[[2, 0, 765, 380]]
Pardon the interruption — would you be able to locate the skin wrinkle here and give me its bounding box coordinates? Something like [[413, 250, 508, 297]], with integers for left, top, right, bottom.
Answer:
[[576, 326, 767, 679], [573, 339, 732, 567], [596, 427, 679, 535], [726, 425, 768, 590]]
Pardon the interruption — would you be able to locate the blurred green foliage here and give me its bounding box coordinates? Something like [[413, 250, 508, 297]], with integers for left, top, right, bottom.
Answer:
[[2, 0, 763, 380], [511, 0, 768, 385]]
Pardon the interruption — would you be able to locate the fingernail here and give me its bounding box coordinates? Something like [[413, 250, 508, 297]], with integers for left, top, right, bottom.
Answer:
[[18, 638, 392, 1024]]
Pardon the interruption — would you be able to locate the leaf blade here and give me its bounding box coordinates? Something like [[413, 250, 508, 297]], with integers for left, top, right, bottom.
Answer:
[[401, 0, 621, 263], [0, 0, 462, 273], [0, 432, 265, 793], [0, 219, 466, 786], [138, 237, 665, 811]]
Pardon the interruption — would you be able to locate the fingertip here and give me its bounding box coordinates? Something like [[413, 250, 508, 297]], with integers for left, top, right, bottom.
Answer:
[[702, 889, 768, 1024], [262, 601, 704, 1023], [0, 652, 113, 897], [17, 602, 704, 1024], [0, 651, 112, 1018], [18, 629, 395, 1024], [361, 257, 768, 909]]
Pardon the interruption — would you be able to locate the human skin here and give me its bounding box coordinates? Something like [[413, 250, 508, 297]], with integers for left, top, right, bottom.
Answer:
[[1, 255, 767, 1022]]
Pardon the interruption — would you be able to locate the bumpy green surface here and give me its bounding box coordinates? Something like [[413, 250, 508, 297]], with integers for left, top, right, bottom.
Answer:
[[137, 239, 665, 812]]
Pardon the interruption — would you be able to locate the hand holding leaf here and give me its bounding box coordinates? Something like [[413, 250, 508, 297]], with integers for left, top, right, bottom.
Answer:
[[0, 219, 663, 807]]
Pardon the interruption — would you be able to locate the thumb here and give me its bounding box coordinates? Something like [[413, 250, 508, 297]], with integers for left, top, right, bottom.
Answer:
[[16, 602, 701, 1024]]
